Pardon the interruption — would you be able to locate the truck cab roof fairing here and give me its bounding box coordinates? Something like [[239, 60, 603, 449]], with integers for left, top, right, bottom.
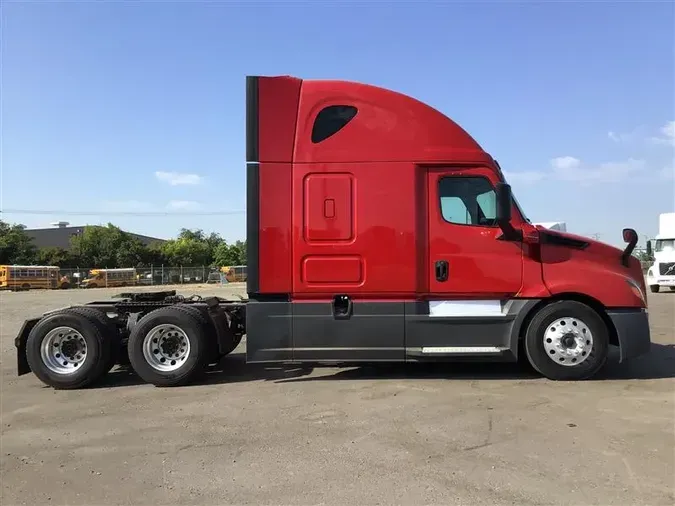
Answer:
[[246, 75, 492, 165], [293, 79, 491, 164]]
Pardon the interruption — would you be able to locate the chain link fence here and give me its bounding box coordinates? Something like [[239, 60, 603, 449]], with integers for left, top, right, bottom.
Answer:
[[57, 266, 228, 289]]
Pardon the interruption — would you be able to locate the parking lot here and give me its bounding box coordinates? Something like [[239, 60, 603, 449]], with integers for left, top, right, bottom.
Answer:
[[1, 285, 673, 505]]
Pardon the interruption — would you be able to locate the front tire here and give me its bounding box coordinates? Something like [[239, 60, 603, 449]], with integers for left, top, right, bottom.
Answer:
[[127, 306, 211, 387], [524, 300, 609, 381], [650, 285, 660, 293]]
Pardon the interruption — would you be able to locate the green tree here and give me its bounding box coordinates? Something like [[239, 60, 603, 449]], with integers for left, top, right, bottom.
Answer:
[[0, 220, 37, 264], [213, 240, 247, 266], [70, 224, 147, 267], [177, 228, 207, 242], [140, 243, 167, 266], [234, 240, 246, 263], [174, 229, 225, 263], [160, 236, 212, 266], [36, 247, 78, 267], [205, 232, 225, 255], [0, 219, 246, 268]]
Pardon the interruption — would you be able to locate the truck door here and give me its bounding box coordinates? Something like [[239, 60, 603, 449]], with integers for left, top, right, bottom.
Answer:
[[427, 167, 523, 299], [404, 167, 525, 359]]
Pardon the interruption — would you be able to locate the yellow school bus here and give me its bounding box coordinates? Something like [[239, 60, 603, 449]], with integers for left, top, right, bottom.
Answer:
[[0, 265, 70, 291], [221, 265, 247, 283], [80, 268, 137, 288]]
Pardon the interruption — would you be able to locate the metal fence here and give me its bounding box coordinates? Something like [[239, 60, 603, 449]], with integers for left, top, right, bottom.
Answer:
[[58, 266, 228, 289]]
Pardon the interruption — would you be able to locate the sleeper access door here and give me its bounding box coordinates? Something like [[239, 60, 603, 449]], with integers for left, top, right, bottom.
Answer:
[[290, 164, 406, 363]]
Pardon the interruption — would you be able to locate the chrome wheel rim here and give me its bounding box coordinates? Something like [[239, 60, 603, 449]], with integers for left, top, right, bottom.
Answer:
[[142, 324, 190, 372], [543, 317, 593, 367], [40, 326, 88, 375]]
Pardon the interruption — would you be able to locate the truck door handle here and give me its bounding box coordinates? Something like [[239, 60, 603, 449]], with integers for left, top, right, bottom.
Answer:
[[435, 260, 449, 282]]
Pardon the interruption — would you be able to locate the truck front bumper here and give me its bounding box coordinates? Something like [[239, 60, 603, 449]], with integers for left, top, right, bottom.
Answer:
[[607, 308, 651, 363], [648, 277, 675, 287]]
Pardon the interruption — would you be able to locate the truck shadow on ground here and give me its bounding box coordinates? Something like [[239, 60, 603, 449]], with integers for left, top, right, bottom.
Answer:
[[94, 343, 675, 389]]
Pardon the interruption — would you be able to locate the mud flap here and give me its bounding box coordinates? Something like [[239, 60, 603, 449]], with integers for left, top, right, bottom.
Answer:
[[203, 297, 237, 355], [15, 318, 40, 376], [607, 308, 652, 362]]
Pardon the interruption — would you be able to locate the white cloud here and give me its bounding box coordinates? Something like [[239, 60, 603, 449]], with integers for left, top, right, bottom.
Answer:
[[607, 131, 621, 142], [660, 165, 674, 180], [609, 121, 674, 147], [550, 156, 581, 170], [505, 157, 646, 187], [550, 157, 645, 184], [166, 200, 201, 211], [506, 121, 672, 188], [502, 170, 545, 185], [649, 121, 675, 147], [155, 171, 202, 186], [607, 126, 646, 144]]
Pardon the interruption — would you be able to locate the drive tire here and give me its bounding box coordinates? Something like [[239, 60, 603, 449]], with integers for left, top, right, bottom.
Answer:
[[524, 300, 609, 381], [172, 304, 220, 363], [65, 307, 121, 373], [26, 309, 113, 389], [127, 306, 210, 387], [649, 285, 660, 293]]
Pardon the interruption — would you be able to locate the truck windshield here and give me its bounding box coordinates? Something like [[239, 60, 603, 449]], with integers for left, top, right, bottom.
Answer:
[[655, 239, 675, 252], [511, 193, 530, 223]]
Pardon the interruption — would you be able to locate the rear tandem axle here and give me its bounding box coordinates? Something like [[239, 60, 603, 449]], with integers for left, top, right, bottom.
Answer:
[[15, 290, 246, 389]]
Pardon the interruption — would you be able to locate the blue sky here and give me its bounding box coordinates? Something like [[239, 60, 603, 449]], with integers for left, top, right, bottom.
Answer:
[[1, 1, 673, 247]]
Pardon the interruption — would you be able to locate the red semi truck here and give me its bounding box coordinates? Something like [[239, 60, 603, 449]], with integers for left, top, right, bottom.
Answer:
[[15, 75, 651, 389]]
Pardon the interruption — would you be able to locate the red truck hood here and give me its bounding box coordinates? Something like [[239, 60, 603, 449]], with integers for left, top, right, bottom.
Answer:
[[534, 225, 647, 305], [534, 226, 624, 257]]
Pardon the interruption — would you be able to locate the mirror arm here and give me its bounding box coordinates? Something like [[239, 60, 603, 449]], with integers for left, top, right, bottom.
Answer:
[[497, 221, 523, 242]]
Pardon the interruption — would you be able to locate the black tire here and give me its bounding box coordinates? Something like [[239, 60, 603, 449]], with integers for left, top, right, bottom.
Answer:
[[524, 300, 609, 381], [25, 309, 113, 389], [65, 307, 121, 373], [650, 285, 660, 293], [127, 306, 211, 387], [173, 304, 220, 362]]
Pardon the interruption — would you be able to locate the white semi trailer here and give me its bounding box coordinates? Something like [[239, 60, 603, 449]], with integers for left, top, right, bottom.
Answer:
[[646, 212, 675, 292]]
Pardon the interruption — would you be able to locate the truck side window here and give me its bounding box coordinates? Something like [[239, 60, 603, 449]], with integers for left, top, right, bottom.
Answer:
[[439, 176, 498, 227], [311, 105, 358, 143]]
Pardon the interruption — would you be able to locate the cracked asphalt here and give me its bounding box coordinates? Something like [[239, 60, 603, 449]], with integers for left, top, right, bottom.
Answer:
[[1, 285, 674, 505]]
